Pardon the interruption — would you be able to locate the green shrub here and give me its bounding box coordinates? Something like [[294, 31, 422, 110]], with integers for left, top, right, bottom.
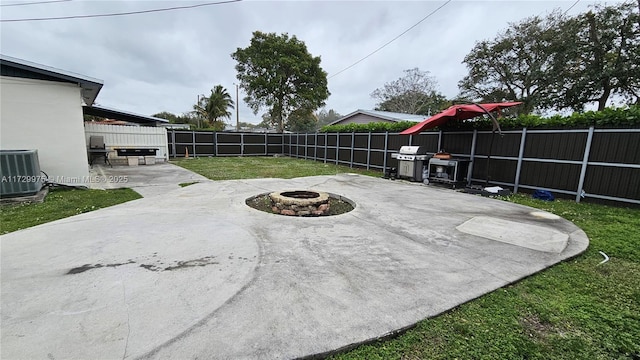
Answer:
[[320, 121, 421, 133], [318, 105, 640, 133]]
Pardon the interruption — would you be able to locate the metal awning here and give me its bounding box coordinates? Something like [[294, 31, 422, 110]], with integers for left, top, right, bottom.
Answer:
[[83, 105, 168, 126]]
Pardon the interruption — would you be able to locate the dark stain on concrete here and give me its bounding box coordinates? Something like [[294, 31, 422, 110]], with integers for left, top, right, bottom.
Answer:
[[140, 264, 161, 272], [66, 260, 134, 275], [164, 256, 218, 271], [67, 256, 219, 274]]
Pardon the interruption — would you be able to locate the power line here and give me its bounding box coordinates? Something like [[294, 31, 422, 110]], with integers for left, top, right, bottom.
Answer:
[[0, 0, 71, 7], [328, 0, 452, 79], [0, 0, 241, 22], [563, 0, 581, 15]]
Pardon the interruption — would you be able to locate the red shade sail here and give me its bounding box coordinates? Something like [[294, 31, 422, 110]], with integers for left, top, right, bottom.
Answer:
[[400, 102, 523, 135]]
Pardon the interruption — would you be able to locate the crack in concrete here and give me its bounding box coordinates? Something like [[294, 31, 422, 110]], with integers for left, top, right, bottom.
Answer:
[[122, 281, 131, 360]]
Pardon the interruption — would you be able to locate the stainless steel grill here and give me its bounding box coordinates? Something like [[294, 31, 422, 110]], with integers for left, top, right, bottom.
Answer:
[[391, 146, 429, 181]]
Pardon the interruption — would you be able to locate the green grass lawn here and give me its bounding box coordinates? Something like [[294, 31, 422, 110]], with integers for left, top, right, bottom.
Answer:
[[171, 156, 381, 180], [0, 187, 141, 234], [331, 195, 640, 360]]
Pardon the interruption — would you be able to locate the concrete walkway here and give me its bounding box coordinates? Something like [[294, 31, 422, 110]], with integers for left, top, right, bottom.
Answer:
[[89, 162, 210, 197], [1, 174, 588, 359]]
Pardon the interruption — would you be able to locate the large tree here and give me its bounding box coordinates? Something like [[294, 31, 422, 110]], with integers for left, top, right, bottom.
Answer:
[[231, 31, 330, 133], [371, 68, 445, 115], [546, 3, 640, 111], [193, 85, 235, 130], [458, 13, 562, 114]]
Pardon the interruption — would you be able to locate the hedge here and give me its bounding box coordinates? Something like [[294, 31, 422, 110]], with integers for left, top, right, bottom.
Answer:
[[318, 105, 640, 133]]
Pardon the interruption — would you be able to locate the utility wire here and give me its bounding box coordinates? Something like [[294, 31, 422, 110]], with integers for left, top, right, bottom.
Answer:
[[563, 0, 581, 15], [1, 0, 241, 22], [0, 0, 70, 7], [328, 0, 452, 79]]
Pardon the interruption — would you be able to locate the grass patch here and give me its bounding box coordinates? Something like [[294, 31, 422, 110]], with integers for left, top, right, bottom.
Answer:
[[179, 181, 199, 187], [331, 194, 640, 360], [171, 156, 381, 180], [0, 187, 141, 234]]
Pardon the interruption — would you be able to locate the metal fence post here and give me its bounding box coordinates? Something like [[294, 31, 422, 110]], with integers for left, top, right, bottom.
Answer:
[[213, 131, 218, 156], [513, 128, 527, 193], [240, 133, 244, 156], [366, 132, 372, 170], [324, 133, 328, 163], [576, 126, 595, 203], [314, 132, 318, 161], [264, 133, 268, 155], [467, 129, 477, 185], [192, 131, 196, 157], [350, 132, 355, 168], [304, 133, 308, 159], [171, 130, 176, 158], [382, 131, 389, 171], [335, 133, 339, 165], [437, 130, 442, 151]]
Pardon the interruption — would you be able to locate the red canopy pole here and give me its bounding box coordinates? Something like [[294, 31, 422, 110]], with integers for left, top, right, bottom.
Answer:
[[472, 103, 502, 134]]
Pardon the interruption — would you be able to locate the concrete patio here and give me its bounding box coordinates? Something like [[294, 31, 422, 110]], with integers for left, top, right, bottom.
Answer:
[[1, 173, 588, 359]]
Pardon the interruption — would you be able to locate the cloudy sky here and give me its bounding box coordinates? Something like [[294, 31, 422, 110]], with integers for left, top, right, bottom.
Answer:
[[1, 0, 607, 124]]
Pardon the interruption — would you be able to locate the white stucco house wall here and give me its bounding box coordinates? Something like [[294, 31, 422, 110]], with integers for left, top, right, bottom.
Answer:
[[328, 109, 426, 126], [1, 55, 168, 187], [1, 55, 104, 185]]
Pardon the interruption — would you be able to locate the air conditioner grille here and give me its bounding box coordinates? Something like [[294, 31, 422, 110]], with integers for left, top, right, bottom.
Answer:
[[0, 150, 43, 198]]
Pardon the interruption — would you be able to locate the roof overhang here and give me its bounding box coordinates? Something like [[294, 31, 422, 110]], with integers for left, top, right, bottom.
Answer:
[[0, 54, 104, 106], [83, 105, 169, 126], [327, 110, 364, 126], [328, 109, 424, 125]]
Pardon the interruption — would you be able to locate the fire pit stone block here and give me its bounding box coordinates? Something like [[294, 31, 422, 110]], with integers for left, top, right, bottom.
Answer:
[[269, 190, 331, 216]]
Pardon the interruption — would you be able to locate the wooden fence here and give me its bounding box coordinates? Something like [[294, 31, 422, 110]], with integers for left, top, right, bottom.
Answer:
[[167, 128, 640, 206]]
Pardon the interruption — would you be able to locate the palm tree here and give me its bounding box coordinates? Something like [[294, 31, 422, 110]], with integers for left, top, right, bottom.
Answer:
[[192, 96, 209, 129], [208, 85, 235, 123], [193, 85, 235, 130]]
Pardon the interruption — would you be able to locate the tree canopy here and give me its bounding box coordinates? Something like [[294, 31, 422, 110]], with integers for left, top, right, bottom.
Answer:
[[286, 108, 317, 132], [458, 13, 562, 114], [152, 111, 197, 128], [371, 68, 447, 115], [546, 3, 640, 111], [459, 3, 639, 113], [231, 31, 330, 132]]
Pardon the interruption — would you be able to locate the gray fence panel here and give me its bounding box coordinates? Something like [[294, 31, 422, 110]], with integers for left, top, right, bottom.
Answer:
[[166, 129, 639, 205]]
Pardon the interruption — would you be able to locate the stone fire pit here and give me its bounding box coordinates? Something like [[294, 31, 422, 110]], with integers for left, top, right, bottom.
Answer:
[[269, 190, 330, 216]]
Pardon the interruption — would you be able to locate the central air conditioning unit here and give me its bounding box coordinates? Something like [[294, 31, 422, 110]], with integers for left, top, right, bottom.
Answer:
[[0, 149, 44, 198]]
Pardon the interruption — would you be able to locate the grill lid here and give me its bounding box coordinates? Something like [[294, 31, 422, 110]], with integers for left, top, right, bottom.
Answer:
[[398, 146, 428, 155]]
